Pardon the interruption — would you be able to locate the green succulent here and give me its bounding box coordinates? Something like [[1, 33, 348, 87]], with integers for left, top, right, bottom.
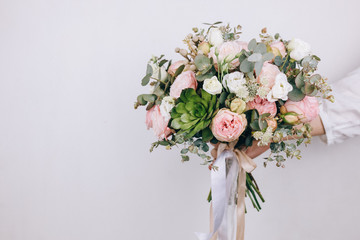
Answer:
[[170, 88, 219, 140]]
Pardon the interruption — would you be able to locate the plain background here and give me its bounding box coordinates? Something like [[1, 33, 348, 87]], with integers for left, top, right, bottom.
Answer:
[[0, 0, 360, 239]]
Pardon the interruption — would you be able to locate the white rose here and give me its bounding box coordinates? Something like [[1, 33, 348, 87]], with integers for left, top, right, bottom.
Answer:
[[287, 38, 311, 61], [203, 76, 222, 95], [149, 62, 168, 82], [222, 71, 248, 98], [267, 73, 293, 102], [159, 96, 176, 121], [208, 28, 224, 47]]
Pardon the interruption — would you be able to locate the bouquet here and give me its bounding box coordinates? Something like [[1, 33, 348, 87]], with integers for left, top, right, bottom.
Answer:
[[135, 22, 333, 240]]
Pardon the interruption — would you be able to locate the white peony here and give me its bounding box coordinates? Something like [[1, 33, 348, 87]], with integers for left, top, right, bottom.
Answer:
[[149, 62, 168, 82], [203, 76, 222, 95], [287, 38, 311, 61], [208, 28, 224, 47], [267, 73, 293, 102], [160, 96, 176, 121], [222, 72, 249, 99]]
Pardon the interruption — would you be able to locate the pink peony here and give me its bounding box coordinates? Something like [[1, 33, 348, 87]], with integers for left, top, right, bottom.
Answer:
[[211, 109, 247, 142], [257, 62, 281, 89], [247, 96, 277, 117], [270, 41, 287, 58], [284, 96, 319, 123], [169, 71, 198, 98], [168, 60, 188, 76], [146, 105, 172, 140], [208, 41, 248, 70]]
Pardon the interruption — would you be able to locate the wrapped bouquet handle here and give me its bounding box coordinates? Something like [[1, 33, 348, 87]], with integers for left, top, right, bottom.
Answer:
[[196, 141, 257, 240]]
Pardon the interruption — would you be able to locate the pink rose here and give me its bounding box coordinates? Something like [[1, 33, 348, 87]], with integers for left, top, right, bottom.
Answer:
[[211, 109, 247, 142], [209, 41, 248, 70], [257, 62, 281, 89], [284, 96, 319, 123], [270, 41, 287, 58], [169, 71, 198, 98], [247, 96, 277, 117], [146, 105, 172, 140], [168, 60, 188, 76]]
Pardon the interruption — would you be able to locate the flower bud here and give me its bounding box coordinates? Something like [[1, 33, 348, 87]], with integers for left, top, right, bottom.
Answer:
[[280, 105, 287, 115], [192, 27, 198, 33], [175, 47, 180, 53], [192, 35, 199, 42], [283, 113, 299, 125], [199, 35, 205, 41], [179, 49, 188, 57], [230, 98, 246, 114], [266, 118, 278, 131], [198, 41, 210, 55]]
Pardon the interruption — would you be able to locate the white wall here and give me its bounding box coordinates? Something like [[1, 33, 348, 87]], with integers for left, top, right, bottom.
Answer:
[[0, 0, 359, 239]]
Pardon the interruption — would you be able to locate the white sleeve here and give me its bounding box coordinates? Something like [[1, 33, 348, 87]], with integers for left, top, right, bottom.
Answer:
[[319, 67, 360, 144]]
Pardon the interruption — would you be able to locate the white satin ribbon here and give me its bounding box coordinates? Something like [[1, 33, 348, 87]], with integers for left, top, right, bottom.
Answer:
[[195, 142, 256, 240]]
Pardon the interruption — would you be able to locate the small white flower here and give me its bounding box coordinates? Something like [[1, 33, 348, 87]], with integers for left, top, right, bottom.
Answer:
[[253, 131, 264, 140], [267, 73, 293, 102], [258, 128, 274, 146], [208, 28, 224, 47], [160, 96, 176, 121], [149, 62, 168, 82], [287, 38, 311, 61], [257, 86, 270, 99], [203, 76, 222, 95]]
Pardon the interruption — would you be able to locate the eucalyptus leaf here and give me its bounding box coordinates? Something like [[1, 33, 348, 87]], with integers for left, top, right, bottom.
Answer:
[[143, 94, 156, 102], [295, 73, 305, 89], [248, 39, 257, 51], [309, 74, 321, 84], [255, 60, 264, 77], [137, 95, 147, 105], [274, 56, 283, 66], [141, 73, 151, 86], [146, 64, 153, 75], [288, 85, 306, 102], [240, 59, 254, 73], [158, 59, 168, 67], [254, 43, 267, 54], [262, 52, 275, 62], [247, 53, 262, 62], [194, 54, 211, 72]]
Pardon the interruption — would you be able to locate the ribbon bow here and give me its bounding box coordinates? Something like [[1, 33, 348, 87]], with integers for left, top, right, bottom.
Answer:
[[196, 141, 257, 240]]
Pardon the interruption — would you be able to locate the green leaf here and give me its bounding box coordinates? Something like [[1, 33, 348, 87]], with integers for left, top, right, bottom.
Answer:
[[248, 39, 257, 51], [201, 143, 210, 152], [251, 109, 259, 122], [274, 56, 283, 66], [250, 121, 261, 131], [174, 65, 185, 78], [247, 53, 262, 62], [159, 140, 170, 146], [254, 60, 264, 77], [304, 82, 316, 95], [240, 59, 254, 73], [194, 54, 211, 72], [262, 52, 274, 62], [158, 59, 168, 67], [146, 64, 153, 75], [181, 148, 189, 154], [137, 95, 147, 105], [288, 85, 306, 102], [202, 127, 213, 142], [181, 155, 190, 161], [309, 74, 321, 84], [219, 92, 228, 105], [141, 73, 152, 86], [254, 43, 267, 54], [142, 94, 156, 102], [196, 69, 216, 82], [295, 73, 305, 89]]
